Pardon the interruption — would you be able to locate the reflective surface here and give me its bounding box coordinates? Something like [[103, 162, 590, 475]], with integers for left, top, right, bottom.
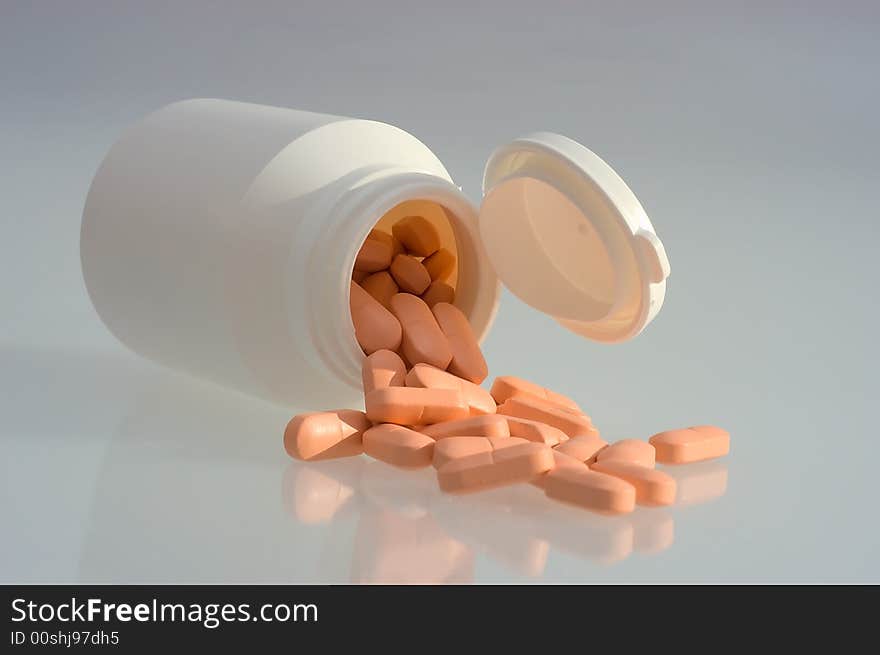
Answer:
[[1, 344, 736, 583]]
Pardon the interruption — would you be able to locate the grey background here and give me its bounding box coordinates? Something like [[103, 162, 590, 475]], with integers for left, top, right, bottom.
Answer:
[[1, 1, 878, 582]]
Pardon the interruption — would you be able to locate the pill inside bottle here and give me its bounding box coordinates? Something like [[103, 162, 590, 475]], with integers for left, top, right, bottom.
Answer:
[[347, 198, 496, 367]]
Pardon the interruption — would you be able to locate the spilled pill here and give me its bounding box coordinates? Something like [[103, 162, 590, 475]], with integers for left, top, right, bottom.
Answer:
[[362, 349, 407, 394], [432, 302, 488, 384], [284, 409, 372, 461], [555, 435, 608, 464], [531, 450, 587, 489], [406, 363, 495, 415], [498, 395, 592, 437], [389, 292, 453, 369], [392, 215, 441, 257], [649, 426, 730, 464], [363, 424, 435, 469], [349, 281, 402, 354], [595, 439, 656, 468], [421, 414, 511, 440], [364, 386, 469, 426], [590, 460, 677, 506], [490, 375, 581, 413], [390, 254, 432, 295], [432, 436, 493, 468], [502, 415, 567, 447], [437, 442, 554, 494], [544, 467, 636, 515]]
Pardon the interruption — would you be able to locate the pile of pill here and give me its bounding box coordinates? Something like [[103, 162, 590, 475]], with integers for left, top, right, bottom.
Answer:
[[284, 215, 729, 515]]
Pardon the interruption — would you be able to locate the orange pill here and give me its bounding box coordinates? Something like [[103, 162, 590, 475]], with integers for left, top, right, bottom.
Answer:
[[362, 349, 407, 394], [421, 280, 455, 307], [590, 460, 677, 506], [555, 435, 608, 464], [649, 426, 730, 464], [363, 424, 435, 469], [531, 449, 588, 489], [431, 302, 488, 384], [354, 237, 393, 273], [360, 271, 399, 309], [490, 375, 581, 413], [437, 442, 554, 494], [349, 281, 402, 354], [422, 248, 456, 281], [366, 228, 403, 258], [432, 436, 493, 468], [498, 395, 592, 437], [487, 436, 529, 451], [389, 292, 453, 369], [389, 254, 432, 295], [502, 415, 567, 447], [392, 215, 441, 257], [543, 466, 636, 515], [420, 414, 511, 440], [596, 439, 656, 468], [405, 363, 496, 416], [364, 386, 469, 426], [283, 409, 372, 461]]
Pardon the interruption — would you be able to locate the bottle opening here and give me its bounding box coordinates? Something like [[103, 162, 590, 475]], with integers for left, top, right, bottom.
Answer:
[[316, 173, 500, 391], [347, 196, 495, 360]]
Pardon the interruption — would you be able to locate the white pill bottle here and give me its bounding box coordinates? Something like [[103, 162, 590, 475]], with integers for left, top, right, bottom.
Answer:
[[81, 99, 670, 408]]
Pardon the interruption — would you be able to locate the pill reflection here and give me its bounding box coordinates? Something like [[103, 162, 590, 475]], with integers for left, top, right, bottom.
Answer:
[[281, 459, 364, 525], [350, 509, 474, 584], [663, 461, 729, 506]]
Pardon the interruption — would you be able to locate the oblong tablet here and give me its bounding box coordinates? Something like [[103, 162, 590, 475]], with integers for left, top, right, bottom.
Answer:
[[531, 450, 587, 489], [487, 436, 529, 451], [490, 375, 581, 413], [437, 442, 554, 493], [362, 349, 407, 394], [544, 467, 636, 515], [349, 281, 402, 354], [432, 436, 493, 468], [431, 302, 488, 384], [405, 363, 495, 415], [360, 270, 399, 309], [366, 228, 403, 259], [392, 215, 441, 256], [364, 387, 469, 425], [420, 414, 511, 440], [421, 280, 455, 307], [649, 426, 730, 464], [422, 248, 456, 281], [555, 435, 608, 464], [502, 416, 567, 447], [283, 409, 372, 461], [390, 254, 431, 295], [363, 424, 435, 469], [498, 395, 592, 437], [354, 236, 393, 273], [389, 292, 453, 369], [590, 460, 677, 506], [595, 439, 655, 468]]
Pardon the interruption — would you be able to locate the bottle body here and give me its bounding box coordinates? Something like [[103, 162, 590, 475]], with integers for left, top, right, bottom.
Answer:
[[81, 99, 500, 408]]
